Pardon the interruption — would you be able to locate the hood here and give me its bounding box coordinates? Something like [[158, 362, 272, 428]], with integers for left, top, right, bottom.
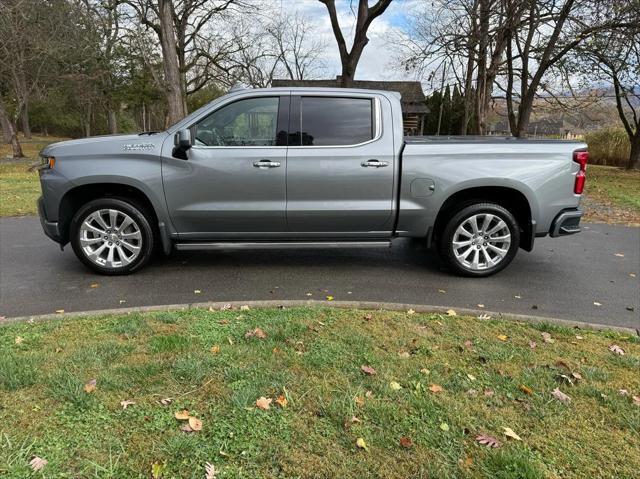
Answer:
[[40, 133, 168, 157]]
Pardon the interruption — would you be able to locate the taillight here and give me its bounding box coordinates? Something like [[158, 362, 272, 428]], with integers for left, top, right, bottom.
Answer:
[[573, 150, 588, 194]]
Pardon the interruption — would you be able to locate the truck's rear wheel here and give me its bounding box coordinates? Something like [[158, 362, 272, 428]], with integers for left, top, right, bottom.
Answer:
[[70, 198, 155, 275], [439, 203, 519, 277]]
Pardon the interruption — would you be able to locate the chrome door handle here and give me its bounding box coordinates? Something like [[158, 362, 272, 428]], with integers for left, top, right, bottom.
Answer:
[[361, 159, 389, 168], [253, 159, 281, 169]]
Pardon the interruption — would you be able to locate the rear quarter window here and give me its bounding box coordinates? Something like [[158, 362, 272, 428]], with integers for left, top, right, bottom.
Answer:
[[298, 97, 374, 146]]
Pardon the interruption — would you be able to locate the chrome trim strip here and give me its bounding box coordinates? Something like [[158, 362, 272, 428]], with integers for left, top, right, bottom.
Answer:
[[175, 241, 392, 251]]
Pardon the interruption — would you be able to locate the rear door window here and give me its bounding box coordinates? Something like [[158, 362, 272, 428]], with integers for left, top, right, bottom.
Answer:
[[297, 97, 374, 146]]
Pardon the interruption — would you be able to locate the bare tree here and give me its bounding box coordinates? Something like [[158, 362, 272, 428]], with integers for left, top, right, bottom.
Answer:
[[320, 0, 394, 87], [0, 97, 24, 157]]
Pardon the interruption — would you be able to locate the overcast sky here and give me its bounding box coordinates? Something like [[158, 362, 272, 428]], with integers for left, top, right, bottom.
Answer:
[[274, 0, 420, 81]]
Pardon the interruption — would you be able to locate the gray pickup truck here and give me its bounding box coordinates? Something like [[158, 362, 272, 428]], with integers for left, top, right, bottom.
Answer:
[[37, 87, 588, 276]]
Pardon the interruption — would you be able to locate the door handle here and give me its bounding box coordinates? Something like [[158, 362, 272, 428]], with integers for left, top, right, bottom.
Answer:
[[253, 159, 281, 169], [361, 159, 389, 168]]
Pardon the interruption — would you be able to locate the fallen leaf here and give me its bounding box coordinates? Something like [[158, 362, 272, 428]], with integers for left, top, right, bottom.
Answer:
[[194, 290, 202, 294], [275, 395, 288, 408], [477, 304, 485, 308], [151, 462, 166, 479], [632, 396, 640, 406], [344, 416, 361, 429], [618, 389, 629, 396], [363, 313, 373, 321], [356, 437, 368, 451], [463, 340, 473, 350], [497, 334, 508, 341], [14, 336, 24, 345], [390, 381, 403, 391], [439, 422, 450, 431], [188, 416, 202, 431], [519, 385, 533, 395], [326, 295, 334, 301], [514, 295, 522, 299], [120, 400, 135, 410], [256, 397, 272, 410], [575, 335, 583, 340], [240, 305, 250, 311], [159, 398, 172, 406], [438, 289, 446, 293], [83, 378, 97, 394], [420, 368, 430, 375], [541, 332, 554, 343], [245, 328, 267, 339], [90, 283, 99, 288], [55, 309, 65, 314], [593, 301, 602, 307], [446, 309, 457, 316], [29, 456, 48, 472], [398, 351, 411, 359], [220, 303, 232, 311], [210, 344, 220, 354], [475, 434, 501, 448], [305, 292, 313, 296], [630, 273, 636, 278], [399, 436, 413, 448], [354, 396, 365, 407], [180, 423, 193, 433], [429, 384, 443, 393], [477, 313, 491, 320], [407, 309, 415, 315], [175, 410, 190, 420], [365, 390, 373, 398], [467, 373, 477, 381], [361, 365, 377, 376], [119, 299, 127, 304], [529, 340, 537, 349], [571, 372, 583, 381], [552, 388, 571, 403], [502, 427, 522, 441], [484, 389, 494, 397], [614, 252, 624, 257], [608, 344, 625, 355], [205, 462, 219, 479]]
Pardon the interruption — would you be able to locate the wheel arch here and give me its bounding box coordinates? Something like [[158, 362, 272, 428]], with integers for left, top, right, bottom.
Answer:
[[58, 181, 172, 254], [431, 186, 535, 251]]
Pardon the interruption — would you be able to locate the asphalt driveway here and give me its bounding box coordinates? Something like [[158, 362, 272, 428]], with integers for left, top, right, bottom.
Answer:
[[1, 216, 638, 328]]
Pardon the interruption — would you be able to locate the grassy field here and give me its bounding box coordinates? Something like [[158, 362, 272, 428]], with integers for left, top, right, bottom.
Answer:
[[0, 135, 65, 217], [1, 307, 638, 478]]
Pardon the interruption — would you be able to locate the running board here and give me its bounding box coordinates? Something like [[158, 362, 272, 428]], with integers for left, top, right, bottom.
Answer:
[[175, 241, 392, 251]]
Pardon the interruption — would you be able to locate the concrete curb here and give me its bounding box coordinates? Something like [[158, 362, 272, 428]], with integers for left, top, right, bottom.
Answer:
[[2, 300, 638, 336]]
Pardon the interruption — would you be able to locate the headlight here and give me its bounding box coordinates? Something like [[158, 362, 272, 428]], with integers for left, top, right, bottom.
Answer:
[[40, 156, 55, 169]]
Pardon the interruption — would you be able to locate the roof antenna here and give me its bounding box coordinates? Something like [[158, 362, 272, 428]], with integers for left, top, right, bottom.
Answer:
[[229, 83, 249, 92]]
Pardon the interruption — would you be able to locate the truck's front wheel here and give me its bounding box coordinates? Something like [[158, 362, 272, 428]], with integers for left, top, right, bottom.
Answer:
[[439, 203, 520, 277], [70, 198, 155, 275]]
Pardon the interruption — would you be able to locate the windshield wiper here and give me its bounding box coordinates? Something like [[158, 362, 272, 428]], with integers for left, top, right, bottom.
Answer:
[[139, 131, 159, 136]]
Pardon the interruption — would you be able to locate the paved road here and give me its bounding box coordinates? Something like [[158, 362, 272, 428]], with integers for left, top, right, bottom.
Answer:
[[1, 217, 638, 328]]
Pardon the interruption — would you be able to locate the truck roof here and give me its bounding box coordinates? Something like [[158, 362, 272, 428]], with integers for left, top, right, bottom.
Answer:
[[228, 86, 402, 98]]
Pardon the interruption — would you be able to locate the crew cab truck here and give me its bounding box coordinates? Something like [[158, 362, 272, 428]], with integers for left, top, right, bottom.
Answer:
[[37, 87, 588, 276]]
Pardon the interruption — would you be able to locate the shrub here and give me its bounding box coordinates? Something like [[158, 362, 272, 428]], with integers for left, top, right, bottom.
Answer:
[[585, 127, 631, 167]]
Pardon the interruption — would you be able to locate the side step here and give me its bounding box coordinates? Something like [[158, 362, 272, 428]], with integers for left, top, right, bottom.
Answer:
[[175, 241, 392, 251]]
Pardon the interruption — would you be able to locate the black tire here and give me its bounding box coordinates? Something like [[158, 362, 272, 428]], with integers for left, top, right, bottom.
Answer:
[[438, 202, 520, 277], [70, 197, 155, 275]]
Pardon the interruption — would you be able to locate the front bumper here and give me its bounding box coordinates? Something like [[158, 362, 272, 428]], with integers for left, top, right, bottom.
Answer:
[[549, 208, 582, 237], [38, 196, 61, 243]]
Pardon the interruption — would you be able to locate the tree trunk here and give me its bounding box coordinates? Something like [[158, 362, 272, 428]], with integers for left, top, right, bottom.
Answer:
[[107, 109, 118, 134], [158, 0, 186, 126], [21, 101, 31, 139], [1, 107, 12, 144], [629, 133, 640, 170], [0, 100, 24, 158]]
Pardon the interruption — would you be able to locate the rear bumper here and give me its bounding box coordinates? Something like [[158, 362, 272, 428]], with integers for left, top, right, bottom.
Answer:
[[38, 196, 61, 243], [549, 208, 582, 237]]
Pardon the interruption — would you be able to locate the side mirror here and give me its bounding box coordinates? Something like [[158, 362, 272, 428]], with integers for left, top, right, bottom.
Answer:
[[172, 129, 191, 159]]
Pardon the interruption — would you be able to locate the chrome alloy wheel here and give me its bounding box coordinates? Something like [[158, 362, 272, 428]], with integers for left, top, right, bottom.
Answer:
[[79, 209, 142, 269], [452, 213, 511, 271]]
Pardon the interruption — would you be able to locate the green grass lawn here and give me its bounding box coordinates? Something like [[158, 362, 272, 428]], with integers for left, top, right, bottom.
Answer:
[[0, 135, 66, 217], [1, 307, 638, 478], [585, 165, 640, 213]]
